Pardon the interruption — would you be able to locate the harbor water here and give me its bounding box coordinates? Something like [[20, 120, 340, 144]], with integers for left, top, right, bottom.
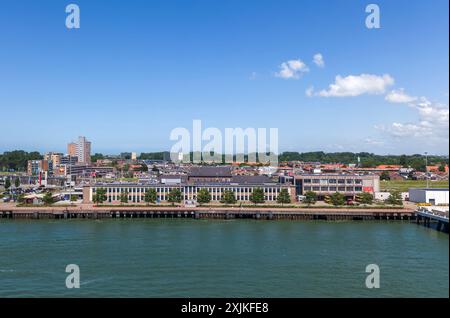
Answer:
[[0, 219, 448, 297]]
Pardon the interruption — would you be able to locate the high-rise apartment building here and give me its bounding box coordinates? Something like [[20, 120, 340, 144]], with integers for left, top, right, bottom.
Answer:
[[67, 142, 77, 157], [77, 136, 91, 164], [67, 136, 91, 164]]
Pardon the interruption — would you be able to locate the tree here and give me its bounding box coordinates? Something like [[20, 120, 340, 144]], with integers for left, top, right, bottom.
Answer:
[[329, 192, 345, 206], [14, 177, 20, 188], [399, 155, 407, 166], [411, 161, 426, 172], [91, 153, 104, 163], [17, 193, 25, 204], [358, 192, 373, 205], [93, 188, 107, 204], [197, 188, 211, 205], [4, 177, 11, 190], [120, 191, 129, 204], [43, 192, 54, 205], [144, 188, 157, 205], [380, 171, 390, 181], [438, 164, 446, 172], [303, 191, 317, 206], [70, 194, 78, 202], [168, 188, 182, 205], [220, 190, 237, 205], [276, 189, 291, 205], [386, 191, 402, 205], [249, 188, 265, 204], [0, 150, 42, 171]]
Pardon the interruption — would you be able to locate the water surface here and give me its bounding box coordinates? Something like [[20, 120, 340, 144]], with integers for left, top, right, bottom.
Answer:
[[0, 219, 448, 297]]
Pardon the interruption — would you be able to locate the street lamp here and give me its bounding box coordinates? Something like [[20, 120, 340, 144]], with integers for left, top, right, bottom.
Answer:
[[424, 152, 429, 188]]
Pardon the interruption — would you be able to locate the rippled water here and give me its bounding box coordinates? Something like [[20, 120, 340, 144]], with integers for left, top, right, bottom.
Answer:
[[0, 219, 448, 297]]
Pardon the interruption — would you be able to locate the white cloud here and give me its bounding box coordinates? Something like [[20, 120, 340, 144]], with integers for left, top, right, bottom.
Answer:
[[313, 53, 325, 68], [414, 98, 449, 136], [377, 97, 449, 140], [364, 138, 385, 146], [376, 122, 433, 138], [317, 73, 394, 97], [275, 59, 309, 79], [385, 89, 417, 103]]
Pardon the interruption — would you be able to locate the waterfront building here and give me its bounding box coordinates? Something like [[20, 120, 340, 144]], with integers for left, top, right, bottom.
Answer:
[[83, 166, 296, 204], [409, 188, 449, 205], [293, 174, 380, 199]]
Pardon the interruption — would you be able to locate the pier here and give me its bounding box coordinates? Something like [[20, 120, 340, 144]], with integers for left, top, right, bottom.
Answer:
[[416, 207, 449, 233], [0, 205, 415, 221]]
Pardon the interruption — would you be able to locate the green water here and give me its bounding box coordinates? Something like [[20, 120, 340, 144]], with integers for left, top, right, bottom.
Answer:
[[0, 219, 448, 297]]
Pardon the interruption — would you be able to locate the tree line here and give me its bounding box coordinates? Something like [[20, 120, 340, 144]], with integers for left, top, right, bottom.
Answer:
[[0, 150, 42, 171], [2, 150, 447, 172]]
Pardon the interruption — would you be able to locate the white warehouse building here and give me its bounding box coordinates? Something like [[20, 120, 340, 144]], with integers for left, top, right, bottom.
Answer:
[[408, 188, 449, 205]]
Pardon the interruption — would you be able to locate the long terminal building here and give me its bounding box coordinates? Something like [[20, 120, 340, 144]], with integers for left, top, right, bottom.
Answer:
[[82, 166, 380, 204], [83, 166, 296, 204]]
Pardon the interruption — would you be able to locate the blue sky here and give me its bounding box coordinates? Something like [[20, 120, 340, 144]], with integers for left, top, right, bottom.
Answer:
[[0, 0, 448, 155]]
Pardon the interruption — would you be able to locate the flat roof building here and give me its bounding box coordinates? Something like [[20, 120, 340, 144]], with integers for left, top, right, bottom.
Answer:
[[83, 167, 295, 204], [294, 174, 380, 199], [409, 188, 449, 206]]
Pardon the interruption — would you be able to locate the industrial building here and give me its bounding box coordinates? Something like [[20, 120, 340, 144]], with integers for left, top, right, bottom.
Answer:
[[83, 166, 296, 204], [409, 188, 449, 205], [293, 174, 380, 199]]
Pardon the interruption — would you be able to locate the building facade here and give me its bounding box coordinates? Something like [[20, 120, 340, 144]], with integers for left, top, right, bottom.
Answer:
[[409, 188, 449, 205], [67, 142, 77, 157], [67, 136, 91, 164], [83, 166, 295, 204], [83, 182, 296, 204], [27, 160, 51, 176], [294, 174, 380, 199], [76, 136, 91, 164], [44, 152, 62, 167]]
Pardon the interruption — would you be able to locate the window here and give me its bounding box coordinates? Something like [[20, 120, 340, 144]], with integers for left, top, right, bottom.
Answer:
[[329, 179, 337, 184], [338, 179, 345, 184]]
